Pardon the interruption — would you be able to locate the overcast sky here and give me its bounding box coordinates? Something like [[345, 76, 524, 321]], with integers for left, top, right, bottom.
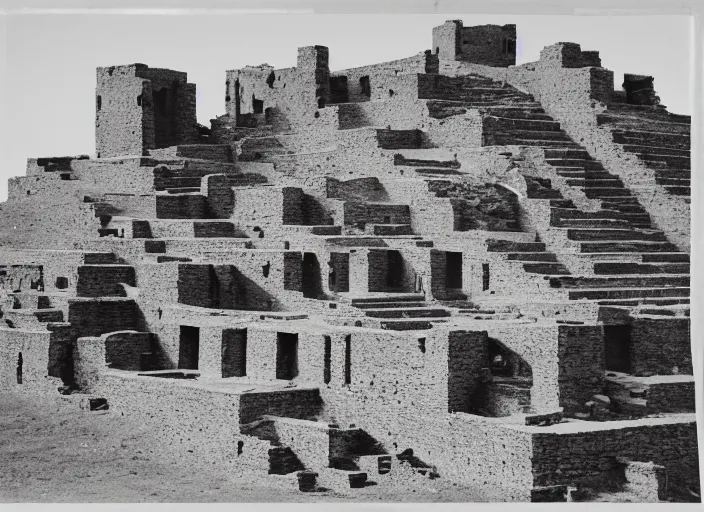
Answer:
[[0, 14, 693, 200]]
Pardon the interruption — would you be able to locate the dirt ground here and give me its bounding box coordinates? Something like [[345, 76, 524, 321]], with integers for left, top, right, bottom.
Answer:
[[0, 391, 488, 503]]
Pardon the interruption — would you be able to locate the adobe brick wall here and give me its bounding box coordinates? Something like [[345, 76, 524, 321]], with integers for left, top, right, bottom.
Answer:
[[0, 327, 59, 392], [531, 418, 699, 498], [630, 317, 692, 376], [557, 324, 605, 412]]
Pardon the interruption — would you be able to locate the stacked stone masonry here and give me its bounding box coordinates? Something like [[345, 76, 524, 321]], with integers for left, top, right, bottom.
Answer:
[[0, 20, 698, 503]]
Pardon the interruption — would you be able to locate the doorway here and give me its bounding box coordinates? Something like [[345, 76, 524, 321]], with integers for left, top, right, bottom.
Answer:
[[446, 252, 463, 289], [178, 326, 200, 370], [276, 332, 298, 380]]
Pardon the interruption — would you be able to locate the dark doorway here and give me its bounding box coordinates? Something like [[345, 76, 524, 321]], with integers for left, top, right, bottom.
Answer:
[[482, 263, 490, 291], [605, 325, 632, 373], [276, 332, 298, 380], [222, 328, 247, 378], [323, 335, 332, 384], [359, 76, 371, 98], [16, 352, 22, 384], [252, 96, 264, 114], [178, 326, 200, 370], [302, 253, 323, 298], [446, 252, 463, 289], [344, 335, 351, 385], [386, 251, 404, 290]]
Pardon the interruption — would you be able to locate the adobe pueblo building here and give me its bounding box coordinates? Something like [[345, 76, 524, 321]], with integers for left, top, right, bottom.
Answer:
[[0, 20, 698, 502]]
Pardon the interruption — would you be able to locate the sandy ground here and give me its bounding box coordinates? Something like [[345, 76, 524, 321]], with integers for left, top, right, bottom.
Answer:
[[0, 391, 488, 503]]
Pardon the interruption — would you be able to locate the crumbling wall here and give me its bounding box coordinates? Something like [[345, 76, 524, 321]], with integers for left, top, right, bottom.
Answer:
[[96, 64, 198, 158], [531, 418, 699, 499], [432, 21, 516, 67]]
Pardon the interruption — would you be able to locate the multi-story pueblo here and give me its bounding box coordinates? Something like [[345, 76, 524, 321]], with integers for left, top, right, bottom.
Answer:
[[0, 20, 698, 502]]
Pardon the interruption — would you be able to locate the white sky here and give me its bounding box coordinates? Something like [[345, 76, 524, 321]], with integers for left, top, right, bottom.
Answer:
[[0, 14, 693, 200]]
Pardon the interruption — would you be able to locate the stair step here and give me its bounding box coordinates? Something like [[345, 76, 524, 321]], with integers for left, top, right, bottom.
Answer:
[[596, 297, 690, 306], [612, 129, 690, 150], [583, 188, 631, 198], [558, 218, 630, 228], [601, 202, 647, 213], [642, 253, 689, 263], [569, 287, 689, 300], [351, 294, 426, 304], [523, 263, 570, 275], [567, 228, 667, 242], [580, 241, 679, 253], [549, 199, 576, 209], [664, 186, 690, 196], [565, 179, 624, 188], [364, 308, 451, 318], [378, 319, 435, 331], [354, 301, 428, 309], [593, 262, 690, 275], [486, 239, 546, 252], [506, 252, 558, 262], [621, 144, 690, 157], [550, 275, 689, 289]]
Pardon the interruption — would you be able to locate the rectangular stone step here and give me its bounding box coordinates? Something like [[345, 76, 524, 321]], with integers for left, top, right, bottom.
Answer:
[[567, 228, 667, 242], [514, 139, 579, 147], [636, 153, 690, 167], [597, 297, 689, 306], [583, 188, 631, 198], [565, 178, 624, 187], [378, 319, 434, 330], [353, 301, 427, 309], [486, 239, 546, 252], [612, 129, 690, 150], [558, 218, 630, 228], [655, 177, 690, 186], [593, 262, 689, 275], [569, 287, 689, 300], [523, 263, 570, 275], [543, 148, 591, 159], [545, 159, 604, 170], [621, 144, 690, 157], [505, 129, 568, 140], [393, 154, 460, 168], [506, 252, 558, 262], [551, 275, 689, 289], [364, 308, 451, 318], [487, 117, 559, 131], [664, 186, 690, 196], [351, 294, 426, 305], [600, 202, 646, 213], [580, 241, 678, 253], [642, 253, 689, 263]]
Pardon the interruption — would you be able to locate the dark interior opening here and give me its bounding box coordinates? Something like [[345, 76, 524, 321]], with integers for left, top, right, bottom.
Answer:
[[445, 252, 463, 289], [276, 332, 298, 380], [386, 250, 404, 289], [344, 334, 351, 385], [359, 76, 371, 98], [507, 39, 516, 54], [222, 328, 247, 378], [178, 326, 200, 370], [16, 352, 22, 384], [605, 325, 632, 374], [323, 335, 331, 384], [252, 96, 264, 114], [96, 95, 102, 111], [482, 263, 490, 291], [154, 88, 168, 116], [302, 252, 323, 299], [55, 277, 69, 289]]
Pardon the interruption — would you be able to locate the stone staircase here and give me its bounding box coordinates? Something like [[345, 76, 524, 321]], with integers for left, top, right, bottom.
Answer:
[[598, 105, 691, 197], [464, 75, 691, 312], [350, 294, 452, 331]]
